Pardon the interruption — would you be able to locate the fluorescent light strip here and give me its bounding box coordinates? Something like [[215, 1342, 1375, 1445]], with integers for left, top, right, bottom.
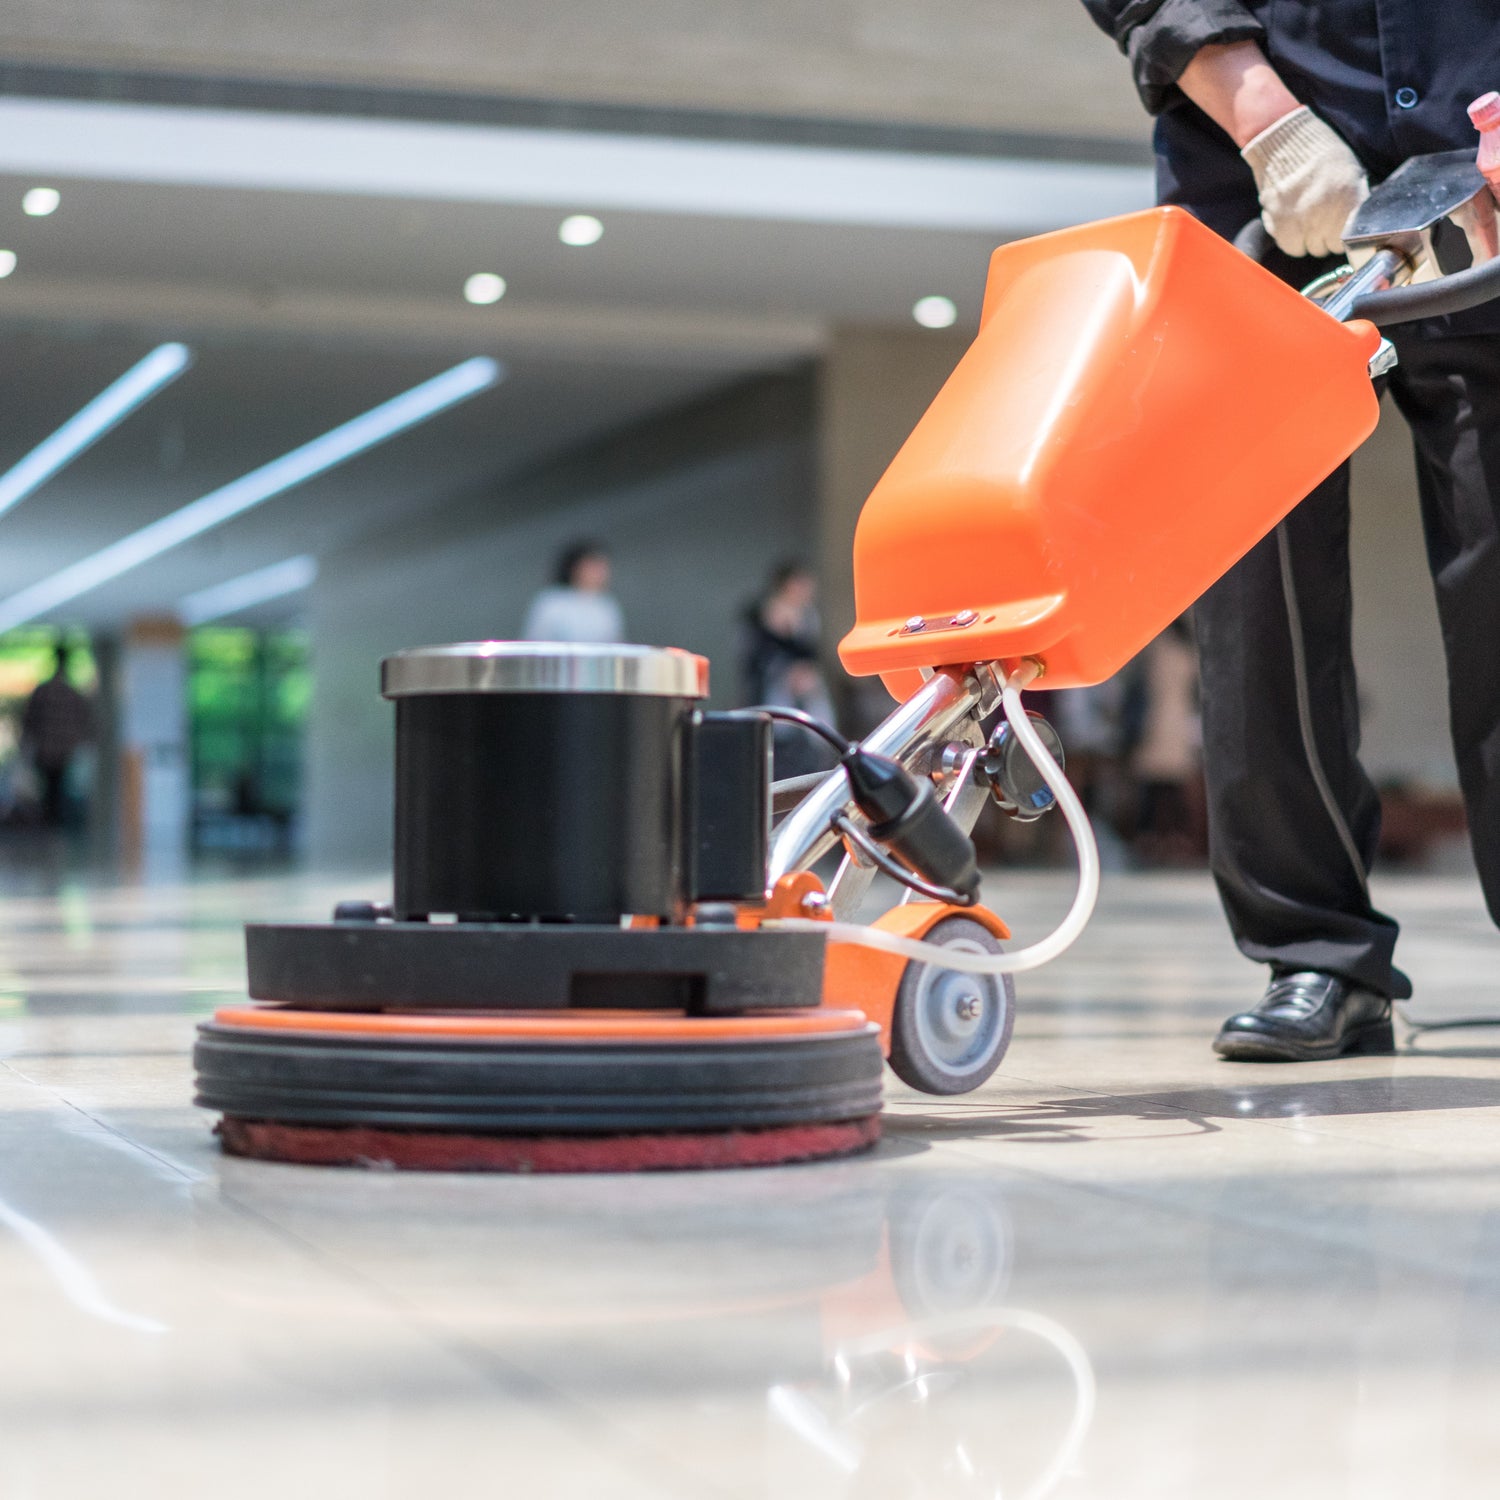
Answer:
[[0, 98, 1154, 234], [179, 555, 318, 625], [0, 356, 501, 632], [0, 342, 192, 519]]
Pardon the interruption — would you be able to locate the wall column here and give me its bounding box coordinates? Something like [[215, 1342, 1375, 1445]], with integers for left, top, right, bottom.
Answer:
[[816, 324, 967, 725], [118, 615, 189, 870]]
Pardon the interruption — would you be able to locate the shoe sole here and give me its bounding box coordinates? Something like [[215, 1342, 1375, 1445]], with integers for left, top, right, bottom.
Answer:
[[1212, 1017, 1395, 1064]]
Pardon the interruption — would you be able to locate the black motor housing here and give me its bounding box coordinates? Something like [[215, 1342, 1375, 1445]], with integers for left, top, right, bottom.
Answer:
[[383, 643, 768, 923]]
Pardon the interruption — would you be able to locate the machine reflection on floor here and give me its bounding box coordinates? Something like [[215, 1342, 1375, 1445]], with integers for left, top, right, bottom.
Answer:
[[1, 867, 1500, 1497]]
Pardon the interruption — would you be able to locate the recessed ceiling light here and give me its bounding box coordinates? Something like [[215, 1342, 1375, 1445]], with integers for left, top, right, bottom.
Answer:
[[912, 295, 958, 330], [559, 214, 604, 247], [463, 272, 507, 305], [0, 251, 14, 279], [22, 187, 60, 217]]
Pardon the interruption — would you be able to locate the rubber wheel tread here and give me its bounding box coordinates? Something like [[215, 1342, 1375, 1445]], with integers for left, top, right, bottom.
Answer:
[[195, 1021, 884, 1133], [887, 916, 1015, 1096]]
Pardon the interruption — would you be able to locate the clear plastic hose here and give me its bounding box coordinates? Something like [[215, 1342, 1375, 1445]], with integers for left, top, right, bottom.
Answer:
[[767, 661, 1101, 975]]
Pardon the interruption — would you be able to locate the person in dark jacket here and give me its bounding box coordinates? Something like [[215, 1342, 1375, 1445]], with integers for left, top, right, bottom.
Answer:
[[740, 562, 838, 779], [21, 647, 93, 829], [1082, 1, 1500, 1059]]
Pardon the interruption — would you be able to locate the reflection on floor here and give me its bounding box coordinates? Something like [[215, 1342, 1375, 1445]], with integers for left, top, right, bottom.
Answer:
[[1, 865, 1499, 1498]]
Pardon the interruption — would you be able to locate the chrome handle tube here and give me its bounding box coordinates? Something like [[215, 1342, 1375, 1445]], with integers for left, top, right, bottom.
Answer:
[[1319, 247, 1412, 323], [765, 667, 989, 889]]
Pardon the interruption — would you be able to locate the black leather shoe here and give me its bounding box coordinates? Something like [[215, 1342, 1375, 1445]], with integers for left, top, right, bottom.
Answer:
[[1213, 970, 1394, 1062]]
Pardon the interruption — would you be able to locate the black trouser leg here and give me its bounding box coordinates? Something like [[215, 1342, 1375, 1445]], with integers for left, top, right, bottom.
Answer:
[[39, 765, 66, 828], [1193, 462, 1408, 998], [1387, 334, 1500, 928]]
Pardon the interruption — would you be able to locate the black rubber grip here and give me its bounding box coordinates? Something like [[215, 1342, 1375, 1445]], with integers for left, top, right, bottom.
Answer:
[[1233, 217, 1500, 326], [1348, 254, 1500, 325]]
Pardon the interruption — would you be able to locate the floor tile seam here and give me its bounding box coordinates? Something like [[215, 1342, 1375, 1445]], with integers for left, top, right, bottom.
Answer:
[[208, 1183, 739, 1500], [0, 1057, 203, 1184], [904, 1128, 1499, 1285]]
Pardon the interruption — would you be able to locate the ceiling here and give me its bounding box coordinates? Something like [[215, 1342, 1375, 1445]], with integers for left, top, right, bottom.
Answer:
[[0, 162, 1151, 343], [0, 75, 1151, 633], [0, 1, 1146, 140]]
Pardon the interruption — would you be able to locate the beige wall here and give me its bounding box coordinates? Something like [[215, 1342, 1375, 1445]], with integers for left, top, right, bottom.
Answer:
[[306, 372, 816, 866], [816, 324, 968, 659], [2, 1, 1144, 140]]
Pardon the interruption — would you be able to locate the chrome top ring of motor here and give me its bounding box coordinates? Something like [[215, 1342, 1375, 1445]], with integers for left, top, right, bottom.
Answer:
[[381, 641, 710, 699]]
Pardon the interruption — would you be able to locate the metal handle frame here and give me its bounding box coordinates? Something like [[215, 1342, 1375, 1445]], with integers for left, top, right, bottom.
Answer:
[[766, 666, 999, 919]]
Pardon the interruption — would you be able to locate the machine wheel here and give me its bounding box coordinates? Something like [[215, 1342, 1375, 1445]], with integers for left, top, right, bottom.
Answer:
[[887, 1184, 1010, 1320], [888, 916, 1015, 1095]]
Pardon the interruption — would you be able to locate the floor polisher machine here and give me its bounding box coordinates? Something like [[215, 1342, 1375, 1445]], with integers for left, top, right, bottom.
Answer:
[[195, 118, 1500, 1170]]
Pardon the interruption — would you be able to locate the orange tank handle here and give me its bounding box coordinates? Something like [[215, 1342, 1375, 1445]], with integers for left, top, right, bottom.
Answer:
[[840, 206, 1383, 692]]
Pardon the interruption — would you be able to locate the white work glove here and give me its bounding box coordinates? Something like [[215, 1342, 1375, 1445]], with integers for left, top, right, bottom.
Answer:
[[1241, 106, 1369, 257]]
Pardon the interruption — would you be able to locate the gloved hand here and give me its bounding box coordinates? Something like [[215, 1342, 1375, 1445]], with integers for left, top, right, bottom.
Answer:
[[1241, 106, 1369, 257]]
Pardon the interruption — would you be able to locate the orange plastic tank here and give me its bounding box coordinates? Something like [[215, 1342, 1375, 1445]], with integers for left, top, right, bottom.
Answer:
[[839, 206, 1383, 692]]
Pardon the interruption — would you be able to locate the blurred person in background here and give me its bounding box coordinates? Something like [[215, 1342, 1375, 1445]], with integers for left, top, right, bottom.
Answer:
[[1129, 616, 1204, 864], [523, 540, 625, 644], [741, 561, 837, 777], [21, 646, 94, 829]]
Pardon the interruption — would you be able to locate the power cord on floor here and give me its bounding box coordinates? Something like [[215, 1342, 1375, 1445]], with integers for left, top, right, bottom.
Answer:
[[1402, 1015, 1500, 1033]]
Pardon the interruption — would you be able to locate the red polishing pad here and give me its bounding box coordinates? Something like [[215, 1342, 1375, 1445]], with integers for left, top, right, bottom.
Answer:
[[217, 1114, 882, 1173]]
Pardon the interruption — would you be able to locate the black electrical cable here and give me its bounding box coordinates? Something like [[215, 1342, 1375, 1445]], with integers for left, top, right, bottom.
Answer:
[[747, 703, 980, 904], [744, 704, 852, 755], [832, 814, 978, 908]]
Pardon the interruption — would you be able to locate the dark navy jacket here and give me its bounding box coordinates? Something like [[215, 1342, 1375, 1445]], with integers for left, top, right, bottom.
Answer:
[[1082, 0, 1500, 330]]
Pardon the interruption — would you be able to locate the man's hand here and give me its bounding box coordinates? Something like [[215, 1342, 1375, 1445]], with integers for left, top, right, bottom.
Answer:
[[1241, 106, 1369, 257], [1175, 42, 1369, 256]]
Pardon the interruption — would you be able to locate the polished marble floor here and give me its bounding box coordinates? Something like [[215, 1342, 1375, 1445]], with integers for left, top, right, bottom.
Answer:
[[2, 857, 1500, 1498]]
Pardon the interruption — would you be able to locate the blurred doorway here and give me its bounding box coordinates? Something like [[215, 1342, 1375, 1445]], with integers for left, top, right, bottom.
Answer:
[[188, 627, 310, 856]]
